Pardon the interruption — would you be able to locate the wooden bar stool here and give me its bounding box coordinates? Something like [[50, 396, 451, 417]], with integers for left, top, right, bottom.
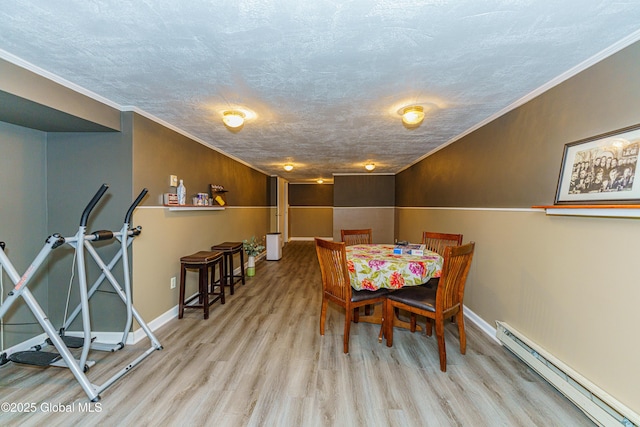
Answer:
[[178, 250, 225, 319], [211, 242, 245, 295]]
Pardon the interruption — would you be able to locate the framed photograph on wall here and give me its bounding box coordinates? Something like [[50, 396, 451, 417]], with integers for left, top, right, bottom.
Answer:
[[555, 124, 640, 204]]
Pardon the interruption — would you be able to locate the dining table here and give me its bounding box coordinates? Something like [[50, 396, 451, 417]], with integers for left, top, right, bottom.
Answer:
[[345, 243, 444, 331], [346, 244, 443, 291]]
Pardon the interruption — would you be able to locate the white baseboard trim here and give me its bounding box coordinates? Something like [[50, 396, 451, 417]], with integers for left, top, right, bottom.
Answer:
[[463, 305, 500, 345]]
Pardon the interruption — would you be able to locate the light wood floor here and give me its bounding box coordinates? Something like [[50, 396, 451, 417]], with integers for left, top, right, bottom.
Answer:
[[0, 241, 594, 426]]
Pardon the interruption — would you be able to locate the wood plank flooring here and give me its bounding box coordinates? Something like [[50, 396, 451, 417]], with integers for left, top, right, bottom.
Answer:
[[0, 241, 594, 426]]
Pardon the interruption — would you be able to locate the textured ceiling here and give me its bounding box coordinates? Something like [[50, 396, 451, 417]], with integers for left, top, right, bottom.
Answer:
[[1, 1, 640, 182]]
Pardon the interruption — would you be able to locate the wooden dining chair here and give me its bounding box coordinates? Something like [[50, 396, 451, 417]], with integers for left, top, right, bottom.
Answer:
[[340, 228, 374, 316], [422, 231, 463, 255], [340, 228, 372, 246], [315, 238, 389, 353], [384, 242, 475, 371], [420, 231, 463, 288], [409, 231, 464, 327]]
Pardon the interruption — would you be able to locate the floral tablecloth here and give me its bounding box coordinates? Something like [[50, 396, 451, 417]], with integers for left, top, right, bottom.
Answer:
[[346, 244, 443, 291]]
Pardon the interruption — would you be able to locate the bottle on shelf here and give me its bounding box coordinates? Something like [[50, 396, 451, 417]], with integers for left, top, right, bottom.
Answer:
[[177, 179, 186, 205]]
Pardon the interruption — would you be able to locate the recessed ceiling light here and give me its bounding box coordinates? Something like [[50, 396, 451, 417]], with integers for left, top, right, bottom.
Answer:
[[284, 164, 294, 171], [365, 163, 375, 171]]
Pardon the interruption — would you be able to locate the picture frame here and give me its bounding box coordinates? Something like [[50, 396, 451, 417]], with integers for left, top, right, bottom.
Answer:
[[555, 124, 640, 204]]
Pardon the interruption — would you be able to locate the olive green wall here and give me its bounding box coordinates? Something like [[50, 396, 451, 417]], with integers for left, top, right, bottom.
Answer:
[[289, 208, 333, 239], [334, 175, 394, 207], [132, 112, 270, 207], [288, 176, 396, 242], [289, 183, 334, 240], [132, 207, 271, 324], [395, 41, 640, 414], [129, 112, 273, 324], [397, 42, 640, 208], [289, 183, 333, 206], [334, 174, 395, 243]]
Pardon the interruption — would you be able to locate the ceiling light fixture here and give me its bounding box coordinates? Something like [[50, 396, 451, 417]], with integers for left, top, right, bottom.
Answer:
[[317, 179, 324, 184], [365, 163, 376, 171], [222, 110, 245, 128], [401, 105, 425, 127], [283, 164, 294, 172]]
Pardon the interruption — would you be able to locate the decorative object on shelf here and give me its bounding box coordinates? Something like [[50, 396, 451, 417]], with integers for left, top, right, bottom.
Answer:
[[163, 193, 179, 205], [210, 184, 227, 206], [192, 193, 210, 206], [243, 236, 265, 277], [555, 123, 640, 204], [177, 179, 186, 205]]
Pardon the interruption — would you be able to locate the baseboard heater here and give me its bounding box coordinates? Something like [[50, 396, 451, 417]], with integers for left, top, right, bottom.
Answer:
[[495, 321, 639, 427]]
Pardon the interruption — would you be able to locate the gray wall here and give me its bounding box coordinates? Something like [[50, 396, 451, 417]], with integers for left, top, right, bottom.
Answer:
[[46, 118, 133, 330], [0, 122, 48, 347]]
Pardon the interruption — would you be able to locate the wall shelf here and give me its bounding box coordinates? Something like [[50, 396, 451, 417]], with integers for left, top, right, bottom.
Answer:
[[532, 205, 640, 218], [164, 205, 225, 211]]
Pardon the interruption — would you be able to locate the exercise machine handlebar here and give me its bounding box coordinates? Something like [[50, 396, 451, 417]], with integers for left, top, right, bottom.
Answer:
[[124, 188, 148, 224], [80, 184, 109, 227]]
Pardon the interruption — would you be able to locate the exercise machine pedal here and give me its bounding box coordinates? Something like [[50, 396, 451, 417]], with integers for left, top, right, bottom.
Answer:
[[46, 335, 94, 349], [9, 350, 61, 367]]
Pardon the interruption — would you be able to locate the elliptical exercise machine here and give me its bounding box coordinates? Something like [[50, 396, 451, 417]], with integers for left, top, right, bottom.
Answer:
[[0, 184, 162, 401]]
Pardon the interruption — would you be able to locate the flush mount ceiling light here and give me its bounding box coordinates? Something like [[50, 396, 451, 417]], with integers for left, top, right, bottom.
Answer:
[[317, 178, 324, 184], [222, 110, 245, 129], [283, 164, 294, 172], [401, 105, 425, 127], [365, 163, 376, 171]]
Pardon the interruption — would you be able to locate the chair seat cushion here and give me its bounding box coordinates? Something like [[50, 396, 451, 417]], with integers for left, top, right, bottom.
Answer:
[[423, 276, 439, 288], [387, 286, 436, 312], [351, 287, 390, 303]]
